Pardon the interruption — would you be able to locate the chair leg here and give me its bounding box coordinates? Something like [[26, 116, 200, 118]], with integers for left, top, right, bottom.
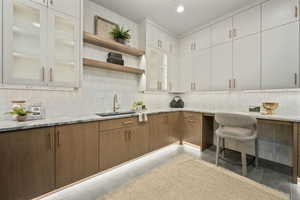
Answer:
[[255, 138, 259, 167], [241, 151, 247, 176], [221, 138, 225, 159], [216, 136, 220, 166]]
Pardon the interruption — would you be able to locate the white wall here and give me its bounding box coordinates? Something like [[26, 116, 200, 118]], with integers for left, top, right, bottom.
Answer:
[[0, 0, 171, 120]]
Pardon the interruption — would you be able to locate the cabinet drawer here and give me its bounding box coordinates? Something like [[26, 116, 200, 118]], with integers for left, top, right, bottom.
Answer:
[[100, 117, 138, 131], [183, 112, 202, 120]]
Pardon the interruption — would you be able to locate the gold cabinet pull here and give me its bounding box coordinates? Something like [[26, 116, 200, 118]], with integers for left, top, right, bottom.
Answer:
[[295, 6, 298, 18], [294, 73, 298, 86], [41, 67, 45, 82], [229, 79, 232, 89], [49, 68, 53, 82], [122, 121, 133, 125]]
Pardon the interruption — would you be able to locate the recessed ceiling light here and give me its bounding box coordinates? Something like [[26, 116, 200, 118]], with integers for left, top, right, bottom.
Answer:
[[177, 4, 184, 13]]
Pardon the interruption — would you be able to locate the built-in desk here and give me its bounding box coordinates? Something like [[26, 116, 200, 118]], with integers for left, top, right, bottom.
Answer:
[[201, 112, 299, 183]]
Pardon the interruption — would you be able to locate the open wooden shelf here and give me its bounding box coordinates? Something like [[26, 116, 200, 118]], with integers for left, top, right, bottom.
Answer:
[[83, 32, 145, 57], [83, 58, 145, 75]]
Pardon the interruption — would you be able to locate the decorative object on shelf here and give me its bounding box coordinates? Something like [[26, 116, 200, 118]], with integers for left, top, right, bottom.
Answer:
[[84, 32, 145, 57], [7, 101, 31, 122], [110, 25, 131, 44], [107, 52, 124, 65], [170, 96, 184, 108], [262, 102, 279, 115], [249, 105, 261, 113], [94, 16, 118, 40]]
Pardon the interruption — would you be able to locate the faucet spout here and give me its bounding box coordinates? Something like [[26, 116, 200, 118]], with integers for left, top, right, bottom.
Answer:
[[113, 94, 120, 112]]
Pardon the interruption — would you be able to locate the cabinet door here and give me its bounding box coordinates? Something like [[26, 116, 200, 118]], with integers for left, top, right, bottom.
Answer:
[[48, 0, 81, 18], [262, 22, 299, 89], [55, 122, 98, 188], [193, 49, 211, 91], [0, 128, 55, 200], [3, 0, 47, 86], [233, 34, 261, 90], [233, 5, 261, 39], [47, 10, 80, 88], [180, 54, 193, 91], [211, 18, 232, 46], [195, 28, 210, 50], [0, 0, 2, 84], [184, 119, 202, 147], [149, 114, 170, 151], [262, 0, 299, 30], [168, 112, 180, 144], [211, 42, 233, 91], [99, 129, 129, 171], [129, 124, 149, 160], [168, 54, 179, 91], [31, 0, 48, 6]]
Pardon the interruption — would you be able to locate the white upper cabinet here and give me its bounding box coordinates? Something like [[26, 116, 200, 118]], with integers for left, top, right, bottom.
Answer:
[[3, 0, 48, 86], [194, 28, 210, 51], [47, 10, 80, 87], [3, 0, 81, 88], [0, 0, 2, 83], [168, 54, 179, 91], [31, 0, 47, 6], [262, 21, 299, 89], [193, 49, 211, 91], [233, 34, 261, 90], [48, 0, 81, 18], [262, 0, 299, 30], [211, 18, 232, 46], [211, 42, 233, 91], [233, 6, 261, 39], [179, 54, 193, 91]]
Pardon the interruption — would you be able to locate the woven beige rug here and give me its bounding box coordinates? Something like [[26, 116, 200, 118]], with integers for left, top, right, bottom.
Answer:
[[98, 155, 288, 200]]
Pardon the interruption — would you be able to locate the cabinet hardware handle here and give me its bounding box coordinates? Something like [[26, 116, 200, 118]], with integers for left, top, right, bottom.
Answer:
[[188, 120, 195, 123], [50, 68, 53, 82], [128, 131, 131, 140], [229, 30, 232, 39], [56, 130, 60, 147], [50, 0, 53, 5], [233, 79, 236, 89], [49, 133, 52, 151], [41, 67, 45, 81], [295, 6, 298, 18], [123, 121, 133, 125], [233, 29, 237, 38], [294, 73, 298, 86], [191, 83, 193, 90], [229, 80, 232, 89], [124, 130, 128, 141]]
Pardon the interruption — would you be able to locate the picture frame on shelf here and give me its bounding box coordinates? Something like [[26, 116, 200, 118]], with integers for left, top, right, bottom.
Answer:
[[94, 15, 118, 40]]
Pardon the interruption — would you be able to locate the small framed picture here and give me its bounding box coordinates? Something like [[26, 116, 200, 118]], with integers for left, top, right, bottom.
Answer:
[[94, 16, 118, 40]]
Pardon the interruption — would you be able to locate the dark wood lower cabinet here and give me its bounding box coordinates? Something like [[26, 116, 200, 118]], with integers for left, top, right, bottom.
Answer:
[[99, 121, 150, 171], [55, 122, 99, 188], [183, 112, 203, 147], [149, 114, 170, 151], [0, 128, 55, 200], [99, 128, 130, 171]]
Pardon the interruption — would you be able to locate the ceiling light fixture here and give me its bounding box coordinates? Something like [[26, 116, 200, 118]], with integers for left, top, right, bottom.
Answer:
[[177, 4, 184, 13]]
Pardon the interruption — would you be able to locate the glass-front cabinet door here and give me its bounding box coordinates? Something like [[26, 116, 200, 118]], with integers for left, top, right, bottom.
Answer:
[[47, 10, 79, 88], [3, 0, 47, 86]]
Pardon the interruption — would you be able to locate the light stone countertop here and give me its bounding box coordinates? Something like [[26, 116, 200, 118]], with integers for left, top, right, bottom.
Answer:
[[1, 108, 300, 133]]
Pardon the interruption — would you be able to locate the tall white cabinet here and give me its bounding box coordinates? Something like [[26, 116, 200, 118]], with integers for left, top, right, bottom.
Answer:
[[262, 22, 299, 89], [2, 0, 81, 88]]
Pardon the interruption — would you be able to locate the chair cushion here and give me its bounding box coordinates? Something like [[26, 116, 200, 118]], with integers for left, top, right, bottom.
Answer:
[[216, 127, 254, 139]]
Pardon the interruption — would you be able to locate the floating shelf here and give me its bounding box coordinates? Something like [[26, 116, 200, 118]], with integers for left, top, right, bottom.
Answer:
[[83, 32, 145, 57], [83, 58, 145, 75]]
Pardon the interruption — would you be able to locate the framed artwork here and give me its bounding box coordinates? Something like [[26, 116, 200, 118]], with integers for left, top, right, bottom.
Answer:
[[94, 16, 118, 39]]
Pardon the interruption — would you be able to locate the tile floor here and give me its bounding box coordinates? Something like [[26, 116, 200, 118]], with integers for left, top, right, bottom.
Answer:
[[39, 144, 300, 200]]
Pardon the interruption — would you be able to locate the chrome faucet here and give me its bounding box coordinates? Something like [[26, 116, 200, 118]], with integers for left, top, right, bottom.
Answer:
[[113, 94, 120, 112]]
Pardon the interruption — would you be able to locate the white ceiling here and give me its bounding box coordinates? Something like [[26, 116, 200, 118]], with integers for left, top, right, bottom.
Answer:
[[91, 0, 261, 36]]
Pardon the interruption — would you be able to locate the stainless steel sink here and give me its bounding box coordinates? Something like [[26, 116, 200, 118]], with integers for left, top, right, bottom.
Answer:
[[96, 111, 136, 117]]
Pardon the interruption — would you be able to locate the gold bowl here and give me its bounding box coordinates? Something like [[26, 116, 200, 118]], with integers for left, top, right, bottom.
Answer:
[[262, 102, 279, 115]]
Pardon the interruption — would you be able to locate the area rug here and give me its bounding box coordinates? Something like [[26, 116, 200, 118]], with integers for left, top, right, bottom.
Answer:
[[97, 155, 288, 200]]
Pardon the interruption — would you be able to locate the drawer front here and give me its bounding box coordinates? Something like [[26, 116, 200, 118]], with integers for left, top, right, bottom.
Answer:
[[183, 112, 202, 120], [100, 117, 138, 131]]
